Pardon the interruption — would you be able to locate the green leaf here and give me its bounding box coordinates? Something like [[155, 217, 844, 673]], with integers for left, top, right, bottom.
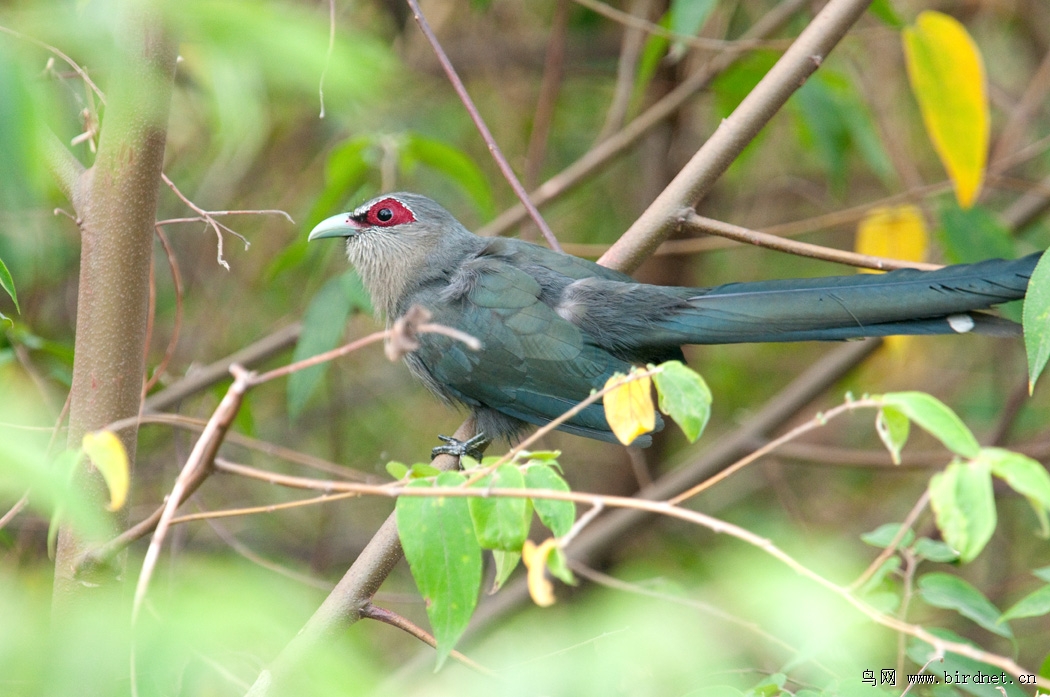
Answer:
[[792, 71, 894, 194], [860, 523, 915, 549], [1024, 249, 1050, 392], [386, 461, 409, 480], [1033, 565, 1050, 584], [524, 464, 575, 537], [875, 407, 910, 464], [744, 673, 787, 697], [546, 547, 576, 586], [868, 0, 904, 28], [408, 463, 441, 479], [468, 464, 531, 551], [667, 0, 716, 60], [878, 392, 980, 458], [918, 572, 1011, 638], [857, 556, 901, 596], [938, 202, 1015, 265], [287, 271, 370, 418], [402, 133, 496, 219], [490, 550, 520, 593], [651, 361, 712, 442], [913, 537, 960, 563], [395, 472, 482, 668], [908, 628, 1028, 697], [0, 256, 19, 316], [630, 14, 671, 115], [928, 460, 996, 563], [1001, 584, 1050, 622], [980, 447, 1050, 535]]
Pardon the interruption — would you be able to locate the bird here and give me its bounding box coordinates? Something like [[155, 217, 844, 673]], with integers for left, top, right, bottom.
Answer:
[[309, 192, 1038, 450]]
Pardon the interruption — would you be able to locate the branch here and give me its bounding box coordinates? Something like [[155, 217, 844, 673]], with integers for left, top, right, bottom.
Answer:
[[144, 324, 301, 412], [476, 0, 809, 240], [244, 419, 477, 697], [600, 0, 876, 273], [405, 0, 562, 252], [680, 212, 943, 271], [359, 604, 498, 678], [131, 366, 254, 625]]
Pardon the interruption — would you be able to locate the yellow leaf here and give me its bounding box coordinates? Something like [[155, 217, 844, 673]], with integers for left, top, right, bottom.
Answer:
[[856, 206, 929, 355], [522, 538, 558, 607], [82, 430, 129, 511], [603, 369, 655, 446], [903, 11, 988, 208], [855, 206, 928, 270]]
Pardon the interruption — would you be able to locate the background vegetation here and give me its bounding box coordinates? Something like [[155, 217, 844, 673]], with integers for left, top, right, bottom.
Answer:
[[2, 0, 1050, 695]]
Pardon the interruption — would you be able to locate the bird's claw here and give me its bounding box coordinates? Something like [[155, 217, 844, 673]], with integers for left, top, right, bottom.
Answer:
[[431, 433, 490, 462]]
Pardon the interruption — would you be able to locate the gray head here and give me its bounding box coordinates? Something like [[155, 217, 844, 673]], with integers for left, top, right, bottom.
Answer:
[[309, 193, 477, 318]]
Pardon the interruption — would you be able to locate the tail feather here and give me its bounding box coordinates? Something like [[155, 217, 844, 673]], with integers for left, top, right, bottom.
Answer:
[[659, 253, 1038, 345]]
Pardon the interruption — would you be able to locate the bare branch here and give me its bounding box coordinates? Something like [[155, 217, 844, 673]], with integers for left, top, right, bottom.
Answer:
[[131, 366, 254, 625], [476, 0, 808, 241], [600, 0, 876, 272], [359, 604, 498, 678], [681, 213, 943, 271], [404, 0, 563, 251]]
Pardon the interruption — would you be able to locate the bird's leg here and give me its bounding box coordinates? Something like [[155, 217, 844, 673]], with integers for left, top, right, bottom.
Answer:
[[431, 432, 491, 462]]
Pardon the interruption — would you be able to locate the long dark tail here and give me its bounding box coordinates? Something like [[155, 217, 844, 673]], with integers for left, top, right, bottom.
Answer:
[[658, 253, 1039, 344]]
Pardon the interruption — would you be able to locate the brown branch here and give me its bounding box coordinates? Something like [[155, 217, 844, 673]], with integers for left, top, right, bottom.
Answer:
[[143, 323, 301, 412], [600, 0, 877, 273], [848, 490, 931, 593], [523, 0, 569, 193], [596, 0, 653, 142], [244, 419, 477, 697], [405, 0, 562, 252], [131, 366, 254, 625], [143, 225, 184, 393], [359, 603, 498, 678], [681, 213, 943, 271], [572, 0, 792, 52], [669, 397, 884, 505], [476, 0, 809, 240], [53, 5, 178, 617]]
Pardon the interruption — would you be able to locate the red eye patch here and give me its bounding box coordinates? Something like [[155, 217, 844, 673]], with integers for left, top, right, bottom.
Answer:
[[366, 198, 416, 227]]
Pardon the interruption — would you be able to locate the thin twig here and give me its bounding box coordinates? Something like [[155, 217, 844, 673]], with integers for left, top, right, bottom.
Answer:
[[597, 0, 653, 142], [669, 398, 883, 505], [848, 490, 931, 593], [160, 174, 295, 270], [318, 0, 335, 118], [359, 604, 499, 678], [404, 0, 563, 252], [131, 366, 254, 625], [168, 491, 361, 524], [0, 493, 29, 531], [476, 0, 809, 240], [682, 212, 943, 271], [572, 0, 791, 51], [0, 24, 106, 103], [523, 0, 569, 193], [600, 0, 877, 272], [143, 225, 184, 393], [559, 502, 603, 547], [203, 511, 335, 591], [569, 562, 833, 675]]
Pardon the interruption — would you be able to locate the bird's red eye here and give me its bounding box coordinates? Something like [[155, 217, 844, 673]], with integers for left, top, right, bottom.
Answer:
[[367, 198, 416, 227]]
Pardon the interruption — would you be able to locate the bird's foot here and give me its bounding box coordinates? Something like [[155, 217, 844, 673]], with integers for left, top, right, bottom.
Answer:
[[431, 433, 491, 462]]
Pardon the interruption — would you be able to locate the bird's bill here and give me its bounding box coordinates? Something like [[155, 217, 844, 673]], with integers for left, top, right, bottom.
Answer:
[[308, 213, 364, 241]]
